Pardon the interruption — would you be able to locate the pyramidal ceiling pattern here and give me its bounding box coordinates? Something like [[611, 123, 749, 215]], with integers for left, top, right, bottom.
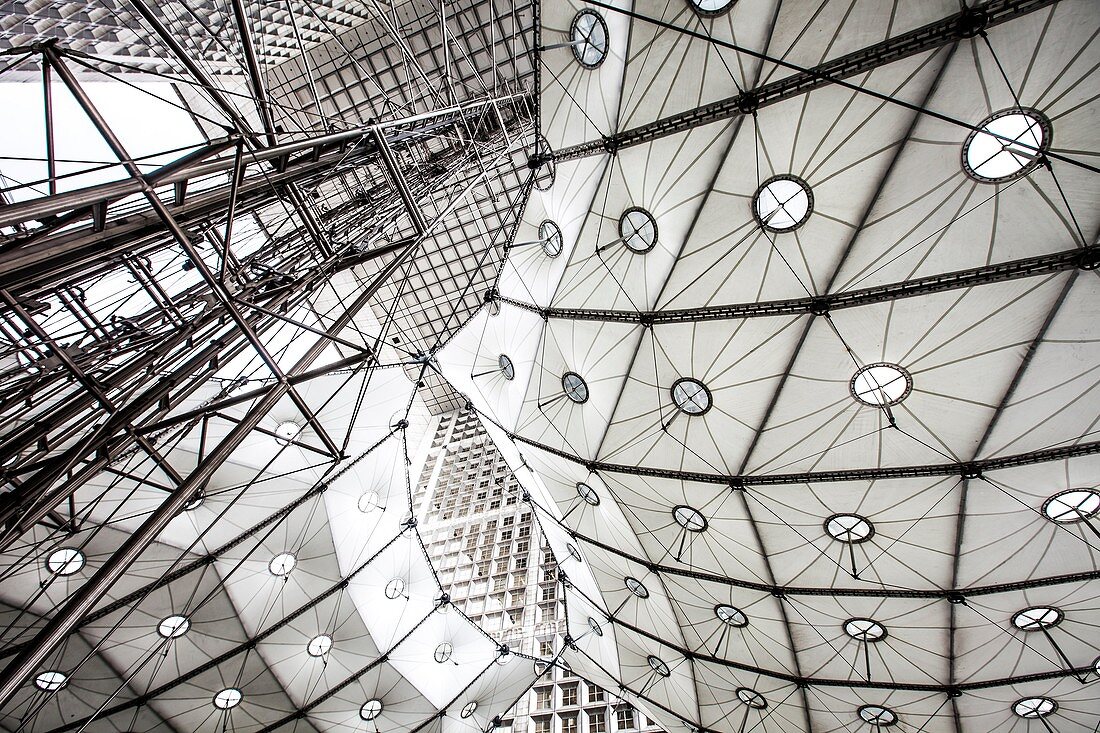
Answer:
[[438, 0, 1100, 731]]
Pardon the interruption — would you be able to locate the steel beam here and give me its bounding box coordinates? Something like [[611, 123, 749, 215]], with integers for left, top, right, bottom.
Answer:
[[493, 409, 1100, 486], [550, 0, 1059, 162], [0, 226, 423, 708], [498, 247, 1094, 323]]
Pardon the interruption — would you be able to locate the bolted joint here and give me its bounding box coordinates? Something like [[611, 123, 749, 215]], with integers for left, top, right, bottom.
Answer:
[[959, 463, 982, 480], [1076, 247, 1100, 271], [947, 591, 966, 605], [601, 135, 620, 155], [947, 687, 963, 699], [810, 298, 830, 316], [736, 92, 759, 115], [956, 8, 989, 38]]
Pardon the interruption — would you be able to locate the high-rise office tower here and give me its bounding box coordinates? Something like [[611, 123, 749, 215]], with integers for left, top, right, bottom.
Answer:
[[414, 410, 665, 733]]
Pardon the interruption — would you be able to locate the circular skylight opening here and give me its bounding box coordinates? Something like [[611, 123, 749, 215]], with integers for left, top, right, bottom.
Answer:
[[963, 108, 1051, 183], [857, 705, 897, 726], [562, 371, 589, 403], [588, 617, 603, 636], [532, 136, 555, 191], [567, 543, 583, 562], [461, 701, 478, 719], [1042, 488, 1100, 523], [1011, 606, 1063, 631], [46, 547, 85, 576], [673, 505, 708, 532], [307, 634, 333, 657], [689, 0, 736, 15], [360, 699, 384, 721], [715, 604, 748, 628], [34, 671, 67, 692], [1013, 696, 1056, 718], [274, 420, 301, 446], [213, 687, 242, 710], [647, 655, 670, 677], [577, 482, 600, 506], [539, 220, 563, 257], [844, 618, 887, 642], [850, 363, 912, 407], [157, 615, 190, 639], [753, 175, 813, 232], [736, 687, 767, 709], [434, 641, 453, 663], [825, 514, 875, 544], [570, 10, 609, 68], [625, 576, 649, 599], [671, 378, 712, 416], [268, 552, 297, 577], [358, 490, 381, 512], [385, 577, 406, 599], [499, 354, 515, 380], [619, 207, 658, 253]]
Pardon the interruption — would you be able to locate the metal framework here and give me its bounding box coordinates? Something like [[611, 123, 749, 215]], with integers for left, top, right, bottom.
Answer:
[[544, 0, 1060, 162]]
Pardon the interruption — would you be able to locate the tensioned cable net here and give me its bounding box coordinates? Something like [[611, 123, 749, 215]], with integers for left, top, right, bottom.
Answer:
[[0, 1, 1097, 732]]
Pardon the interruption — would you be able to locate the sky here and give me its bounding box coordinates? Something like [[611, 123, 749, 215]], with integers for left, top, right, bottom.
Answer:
[[0, 79, 205, 204]]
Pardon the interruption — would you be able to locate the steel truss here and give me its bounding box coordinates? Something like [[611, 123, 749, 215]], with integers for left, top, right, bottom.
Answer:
[[499, 246, 1096, 323], [0, 21, 536, 713]]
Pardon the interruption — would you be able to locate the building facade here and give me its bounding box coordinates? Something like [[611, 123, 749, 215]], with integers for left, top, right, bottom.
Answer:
[[413, 409, 665, 733]]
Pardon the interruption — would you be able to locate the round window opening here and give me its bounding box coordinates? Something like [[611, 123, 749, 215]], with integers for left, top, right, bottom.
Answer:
[[1012, 606, 1063, 631], [673, 505, 708, 532], [157, 615, 191, 639], [385, 577, 406, 599], [857, 705, 897, 726], [274, 420, 301, 446], [825, 514, 875, 544], [619, 207, 658, 253], [963, 108, 1051, 183], [1042, 488, 1100, 523], [307, 634, 333, 657], [1013, 696, 1056, 718], [34, 671, 67, 692], [570, 10, 609, 69], [588, 617, 604, 636], [753, 175, 813, 232], [360, 699, 384, 721], [844, 618, 887, 642], [689, 0, 736, 16], [269, 552, 297, 577], [358, 490, 381, 513], [577, 481, 600, 506], [562, 371, 589, 404], [461, 701, 478, 719], [46, 547, 86, 576], [498, 354, 515, 381], [539, 220, 563, 257], [850, 363, 912, 407], [736, 687, 768, 709], [213, 687, 243, 710], [434, 641, 453, 663], [647, 655, 670, 677], [716, 604, 749, 628], [671, 377, 712, 416], [625, 576, 649, 599], [567, 543, 583, 563]]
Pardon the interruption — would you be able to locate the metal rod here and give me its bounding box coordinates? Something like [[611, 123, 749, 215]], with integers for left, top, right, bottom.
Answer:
[[42, 57, 56, 196]]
